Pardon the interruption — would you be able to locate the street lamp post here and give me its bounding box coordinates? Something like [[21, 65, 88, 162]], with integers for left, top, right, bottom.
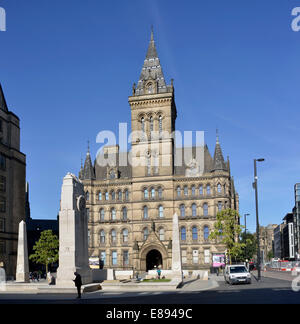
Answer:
[[253, 158, 265, 281]]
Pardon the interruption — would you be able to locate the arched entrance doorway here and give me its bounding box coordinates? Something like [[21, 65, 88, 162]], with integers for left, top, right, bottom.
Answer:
[[146, 249, 162, 271]]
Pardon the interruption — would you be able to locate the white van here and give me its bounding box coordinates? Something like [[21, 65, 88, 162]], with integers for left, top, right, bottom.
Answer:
[[224, 265, 251, 285]]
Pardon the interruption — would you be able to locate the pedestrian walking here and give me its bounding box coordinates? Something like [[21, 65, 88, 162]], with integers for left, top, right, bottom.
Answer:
[[157, 268, 161, 280], [73, 272, 82, 299]]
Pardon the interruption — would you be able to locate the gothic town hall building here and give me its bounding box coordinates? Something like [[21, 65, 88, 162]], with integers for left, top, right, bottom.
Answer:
[[79, 32, 239, 272]]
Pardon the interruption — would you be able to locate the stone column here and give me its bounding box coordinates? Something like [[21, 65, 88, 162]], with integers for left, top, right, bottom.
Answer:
[[56, 173, 92, 287], [16, 221, 29, 283], [171, 213, 182, 279]]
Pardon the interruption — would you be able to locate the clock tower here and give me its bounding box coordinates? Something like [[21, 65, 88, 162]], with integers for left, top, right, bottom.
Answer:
[[128, 30, 177, 178]]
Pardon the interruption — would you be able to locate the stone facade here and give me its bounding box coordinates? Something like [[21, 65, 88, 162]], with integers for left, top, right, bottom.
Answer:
[[79, 32, 239, 272], [0, 83, 26, 279]]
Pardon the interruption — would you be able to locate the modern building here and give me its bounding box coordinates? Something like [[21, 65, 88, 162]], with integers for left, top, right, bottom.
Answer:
[[282, 213, 295, 260], [80, 32, 239, 272], [293, 183, 300, 259], [273, 223, 284, 259], [0, 83, 26, 279]]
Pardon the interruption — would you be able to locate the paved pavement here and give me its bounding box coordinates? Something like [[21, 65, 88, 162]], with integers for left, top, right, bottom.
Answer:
[[0, 271, 299, 304]]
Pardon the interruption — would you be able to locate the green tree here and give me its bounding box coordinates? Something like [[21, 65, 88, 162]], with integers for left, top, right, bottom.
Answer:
[[29, 230, 59, 273], [239, 232, 257, 261], [267, 250, 274, 261], [209, 209, 245, 264]]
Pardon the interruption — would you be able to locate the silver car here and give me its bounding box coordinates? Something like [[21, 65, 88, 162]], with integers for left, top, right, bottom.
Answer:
[[224, 265, 251, 285]]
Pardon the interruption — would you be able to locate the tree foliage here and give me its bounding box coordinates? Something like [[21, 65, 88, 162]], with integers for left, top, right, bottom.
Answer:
[[209, 209, 245, 264], [239, 232, 257, 261], [29, 230, 59, 273]]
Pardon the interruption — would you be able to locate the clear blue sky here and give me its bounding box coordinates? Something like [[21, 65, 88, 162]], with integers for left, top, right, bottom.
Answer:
[[0, 0, 299, 233]]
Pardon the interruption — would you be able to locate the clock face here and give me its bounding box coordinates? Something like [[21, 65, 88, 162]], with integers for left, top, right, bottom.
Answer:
[[77, 195, 86, 212]]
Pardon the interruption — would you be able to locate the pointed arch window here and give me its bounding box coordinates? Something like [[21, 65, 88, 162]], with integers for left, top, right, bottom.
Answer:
[[203, 203, 208, 217], [180, 204, 185, 218], [125, 189, 129, 201], [111, 191, 115, 201], [122, 229, 129, 243], [143, 228, 149, 241], [192, 226, 198, 241], [218, 202, 222, 212], [111, 208, 116, 221], [141, 117, 145, 133], [159, 228, 165, 241], [86, 191, 90, 201], [151, 188, 155, 199], [111, 229, 117, 244], [217, 183, 222, 194], [206, 185, 211, 196], [192, 185, 196, 196], [118, 190, 122, 201], [158, 205, 164, 218], [199, 185, 203, 196], [144, 188, 149, 199], [192, 203, 197, 217], [98, 192, 102, 201], [159, 115, 163, 134], [100, 209, 105, 222], [100, 230, 105, 244], [204, 226, 210, 241], [143, 206, 148, 219], [122, 207, 127, 221], [105, 191, 109, 201], [181, 227, 186, 241], [184, 186, 188, 196], [150, 116, 154, 132], [158, 187, 162, 199], [177, 186, 181, 197]]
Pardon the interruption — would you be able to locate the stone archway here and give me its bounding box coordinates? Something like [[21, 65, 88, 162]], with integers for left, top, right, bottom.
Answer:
[[146, 249, 162, 271]]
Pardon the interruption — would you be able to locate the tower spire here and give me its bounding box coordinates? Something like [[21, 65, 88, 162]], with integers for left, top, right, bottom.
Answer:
[[0, 83, 8, 112], [213, 130, 227, 172], [135, 29, 169, 96]]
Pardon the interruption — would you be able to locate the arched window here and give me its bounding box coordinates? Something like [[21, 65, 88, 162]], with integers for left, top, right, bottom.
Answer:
[[150, 116, 154, 132], [159, 115, 163, 134], [159, 228, 165, 241], [217, 183, 222, 194], [203, 203, 208, 217], [141, 117, 145, 133], [122, 207, 127, 221], [143, 206, 148, 219], [192, 186, 196, 196], [125, 189, 129, 200], [206, 185, 211, 196], [143, 228, 149, 241], [192, 203, 197, 217], [181, 227, 186, 241], [86, 191, 90, 201], [180, 204, 185, 218], [111, 191, 115, 201], [122, 229, 128, 243], [118, 190, 122, 201], [98, 192, 102, 201], [100, 230, 105, 244], [177, 186, 181, 197], [147, 156, 151, 176], [218, 202, 222, 212], [204, 226, 210, 241], [158, 205, 164, 218], [105, 191, 109, 201], [199, 185, 203, 195], [192, 226, 198, 240], [144, 188, 149, 199], [111, 229, 117, 244], [158, 187, 162, 199], [151, 188, 155, 199], [184, 186, 188, 196], [100, 209, 105, 222], [111, 208, 116, 220]]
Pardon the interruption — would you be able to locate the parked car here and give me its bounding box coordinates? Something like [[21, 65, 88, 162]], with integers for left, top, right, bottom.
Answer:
[[224, 265, 252, 285]]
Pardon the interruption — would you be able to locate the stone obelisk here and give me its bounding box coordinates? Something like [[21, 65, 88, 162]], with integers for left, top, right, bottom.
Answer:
[[16, 220, 29, 283], [56, 173, 92, 287], [171, 213, 182, 280]]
